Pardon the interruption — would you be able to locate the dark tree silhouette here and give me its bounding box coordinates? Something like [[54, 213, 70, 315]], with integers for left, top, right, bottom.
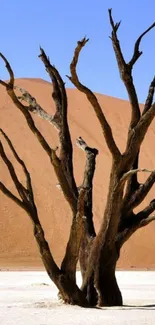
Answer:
[[0, 10, 155, 307]]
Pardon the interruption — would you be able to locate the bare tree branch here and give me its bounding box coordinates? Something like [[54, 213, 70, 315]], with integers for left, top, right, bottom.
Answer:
[[68, 37, 121, 160], [122, 101, 155, 165], [0, 181, 25, 210], [143, 76, 155, 114], [117, 201, 155, 248], [124, 171, 155, 212], [128, 23, 155, 68], [0, 131, 62, 286], [0, 52, 77, 213], [39, 48, 63, 130], [117, 212, 155, 248], [108, 9, 141, 130], [139, 214, 155, 227], [117, 168, 155, 189], [0, 54, 52, 157], [0, 140, 27, 202], [0, 80, 8, 87], [0, 128, 34, 200], [123, 151, 140, 202], [0, 53, 14, 88], [39, 48, 68, 142], [39, 48, 78, 203], [136, 199, 155, 222], [108, 9, 155, 171], [131, 102, 155, 151], [15, 86, 59, 130], [76, 136, 98, 237]]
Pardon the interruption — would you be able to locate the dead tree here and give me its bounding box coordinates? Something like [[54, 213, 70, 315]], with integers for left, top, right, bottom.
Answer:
[[0, 10, 155, 307]]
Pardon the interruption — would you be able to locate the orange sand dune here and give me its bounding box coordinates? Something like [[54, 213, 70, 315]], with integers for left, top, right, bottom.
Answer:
[[0, 78, 155, 269]]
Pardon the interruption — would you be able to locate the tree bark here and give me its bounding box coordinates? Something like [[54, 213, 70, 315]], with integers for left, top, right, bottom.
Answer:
[[81, 241, 122, 306], [94, 246, 122, 306], [80, 236, 98, 306]]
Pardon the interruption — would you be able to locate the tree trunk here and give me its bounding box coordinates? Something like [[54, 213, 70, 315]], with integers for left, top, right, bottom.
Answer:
[[97, 268, 122, 306], [79, 215, 97, 306], [94, 246, 122, 306], [81, 243, 122, 306], [80, 235, 98, 306], [79, 234, 122, 307]]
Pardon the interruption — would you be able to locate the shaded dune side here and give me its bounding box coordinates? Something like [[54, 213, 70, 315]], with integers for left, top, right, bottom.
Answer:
[[0, 78, 155, 269]]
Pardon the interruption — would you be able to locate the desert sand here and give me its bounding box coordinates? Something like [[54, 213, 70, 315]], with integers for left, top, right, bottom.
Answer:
[[0, 78, 155, 269], [0, 271, 155, 324]]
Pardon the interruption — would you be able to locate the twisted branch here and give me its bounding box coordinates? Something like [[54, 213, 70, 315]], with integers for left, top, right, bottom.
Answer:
[[68, 37, 121, 160]]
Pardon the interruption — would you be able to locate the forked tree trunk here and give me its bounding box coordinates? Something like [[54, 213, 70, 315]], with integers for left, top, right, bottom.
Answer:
[[80, 162, 124, 306], [33, 222, 88, 307]]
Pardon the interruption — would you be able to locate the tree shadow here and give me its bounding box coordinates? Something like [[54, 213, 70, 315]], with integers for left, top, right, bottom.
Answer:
[[123, 304, 155, 310]]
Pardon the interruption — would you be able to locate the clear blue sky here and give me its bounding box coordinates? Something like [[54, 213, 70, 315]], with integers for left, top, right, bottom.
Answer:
[[0, 0, 155, 103]]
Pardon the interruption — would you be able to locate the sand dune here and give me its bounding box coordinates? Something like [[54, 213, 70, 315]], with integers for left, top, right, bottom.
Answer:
[[0, 78, 155, 269]]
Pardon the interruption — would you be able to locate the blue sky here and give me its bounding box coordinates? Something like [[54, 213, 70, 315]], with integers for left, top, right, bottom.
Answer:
[[0, 1, 155, 103]]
